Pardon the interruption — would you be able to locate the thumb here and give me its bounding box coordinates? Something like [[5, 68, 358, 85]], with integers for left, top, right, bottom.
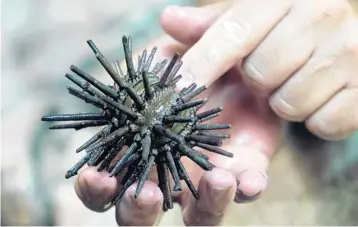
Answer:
[[160, 2, 231, 46]]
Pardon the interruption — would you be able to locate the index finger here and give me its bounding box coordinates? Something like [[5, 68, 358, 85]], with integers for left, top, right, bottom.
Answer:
[[177, 0, 292, 88]]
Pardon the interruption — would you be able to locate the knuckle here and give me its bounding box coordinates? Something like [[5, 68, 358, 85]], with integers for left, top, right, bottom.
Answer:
[[216, 18, 252, 55], [196, 40, 225, 67], [202, 46, 222, 66], [308, 57, 335, 76]]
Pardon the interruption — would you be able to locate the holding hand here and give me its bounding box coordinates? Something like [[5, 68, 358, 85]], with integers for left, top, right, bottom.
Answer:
[[161, 0, 358, 141], [74, 32, 281, 226], [73, 0, 358, 225]]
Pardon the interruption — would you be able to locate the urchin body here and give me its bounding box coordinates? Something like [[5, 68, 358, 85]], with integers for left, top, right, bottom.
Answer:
[[41, 36, 233, 211]]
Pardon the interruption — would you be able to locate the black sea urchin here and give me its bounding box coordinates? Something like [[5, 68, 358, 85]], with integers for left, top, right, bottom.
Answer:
[[41, 36, 233, 211]]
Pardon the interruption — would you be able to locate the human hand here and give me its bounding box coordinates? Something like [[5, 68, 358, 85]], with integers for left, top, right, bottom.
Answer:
[[161, 0, 358, 141], [74, 25, 282, 227]]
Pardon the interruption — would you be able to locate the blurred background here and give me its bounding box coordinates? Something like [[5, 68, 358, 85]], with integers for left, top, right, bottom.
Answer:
[[2, 0, 358, 225]]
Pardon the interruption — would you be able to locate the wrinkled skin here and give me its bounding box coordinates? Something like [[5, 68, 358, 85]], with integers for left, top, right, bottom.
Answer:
[[74, 0, 358, 225]]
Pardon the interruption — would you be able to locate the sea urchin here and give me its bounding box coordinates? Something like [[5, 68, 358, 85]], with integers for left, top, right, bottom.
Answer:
[[41, 36, 233, 211]]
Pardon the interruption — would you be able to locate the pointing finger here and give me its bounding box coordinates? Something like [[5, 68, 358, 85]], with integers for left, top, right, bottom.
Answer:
[[160, 2, 231, 45], [177, 0, 292, 88]]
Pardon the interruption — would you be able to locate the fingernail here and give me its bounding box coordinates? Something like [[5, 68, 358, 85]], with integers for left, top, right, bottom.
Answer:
[[198, 185, 231, 216], [209, 186, 231, 202], [234, 190, 261, 203], [307, 116, 326, 133], [222, 20, 251, 48], [126, 185, 158, 210], [270, 94, 294, 113], [244, 62, 264, 80]]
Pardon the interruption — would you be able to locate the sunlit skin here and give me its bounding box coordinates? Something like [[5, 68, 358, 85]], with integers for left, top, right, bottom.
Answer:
[[74, 0, 358, 225]]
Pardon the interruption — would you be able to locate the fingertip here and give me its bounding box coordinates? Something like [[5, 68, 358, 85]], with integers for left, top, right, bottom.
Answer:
[[182, 168, 236, 226], [75, 167, 117, 212], [160, 5, 182, 31], [202, 167, 237, 190], [198, 168, 236, 214], [127, 181, 163, 207], [161, 5, 204, 45], [160, 5, 182, 22], [161, 3, 231, 46], [235, 169, 268, 203], [116, 181, 163, 226]]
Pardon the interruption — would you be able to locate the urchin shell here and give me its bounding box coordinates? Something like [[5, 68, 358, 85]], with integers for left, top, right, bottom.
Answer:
[[41, 36, 233, 211]]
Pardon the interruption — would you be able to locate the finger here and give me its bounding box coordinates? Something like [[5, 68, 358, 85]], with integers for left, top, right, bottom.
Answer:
[[305, 88, 358, 140], [202, 74, 282, 201], [242, 2, 326, 96], [228, 107, 280, 202], [160, 2, 231, 45], [269, 6, 358, 122], [182, 168, 236, 226], [177, 0, 292, 88], [115, 181, 164, 226], [215, 142, 271, 203], [234, 169, 268, 203], [269, 33, 352, 122], [75, 167, 118, 212]]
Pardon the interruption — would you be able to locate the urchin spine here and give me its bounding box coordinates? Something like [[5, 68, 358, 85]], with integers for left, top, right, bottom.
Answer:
[[41, 36, 233, 211]]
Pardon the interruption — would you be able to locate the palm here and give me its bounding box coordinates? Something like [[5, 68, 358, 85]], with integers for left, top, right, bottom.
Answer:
[[171, 66, 281, 203]]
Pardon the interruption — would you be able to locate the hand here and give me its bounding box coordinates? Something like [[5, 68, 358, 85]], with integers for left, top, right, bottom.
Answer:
[[74, 28, 282, 226], [161, 0, 358, 141]]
